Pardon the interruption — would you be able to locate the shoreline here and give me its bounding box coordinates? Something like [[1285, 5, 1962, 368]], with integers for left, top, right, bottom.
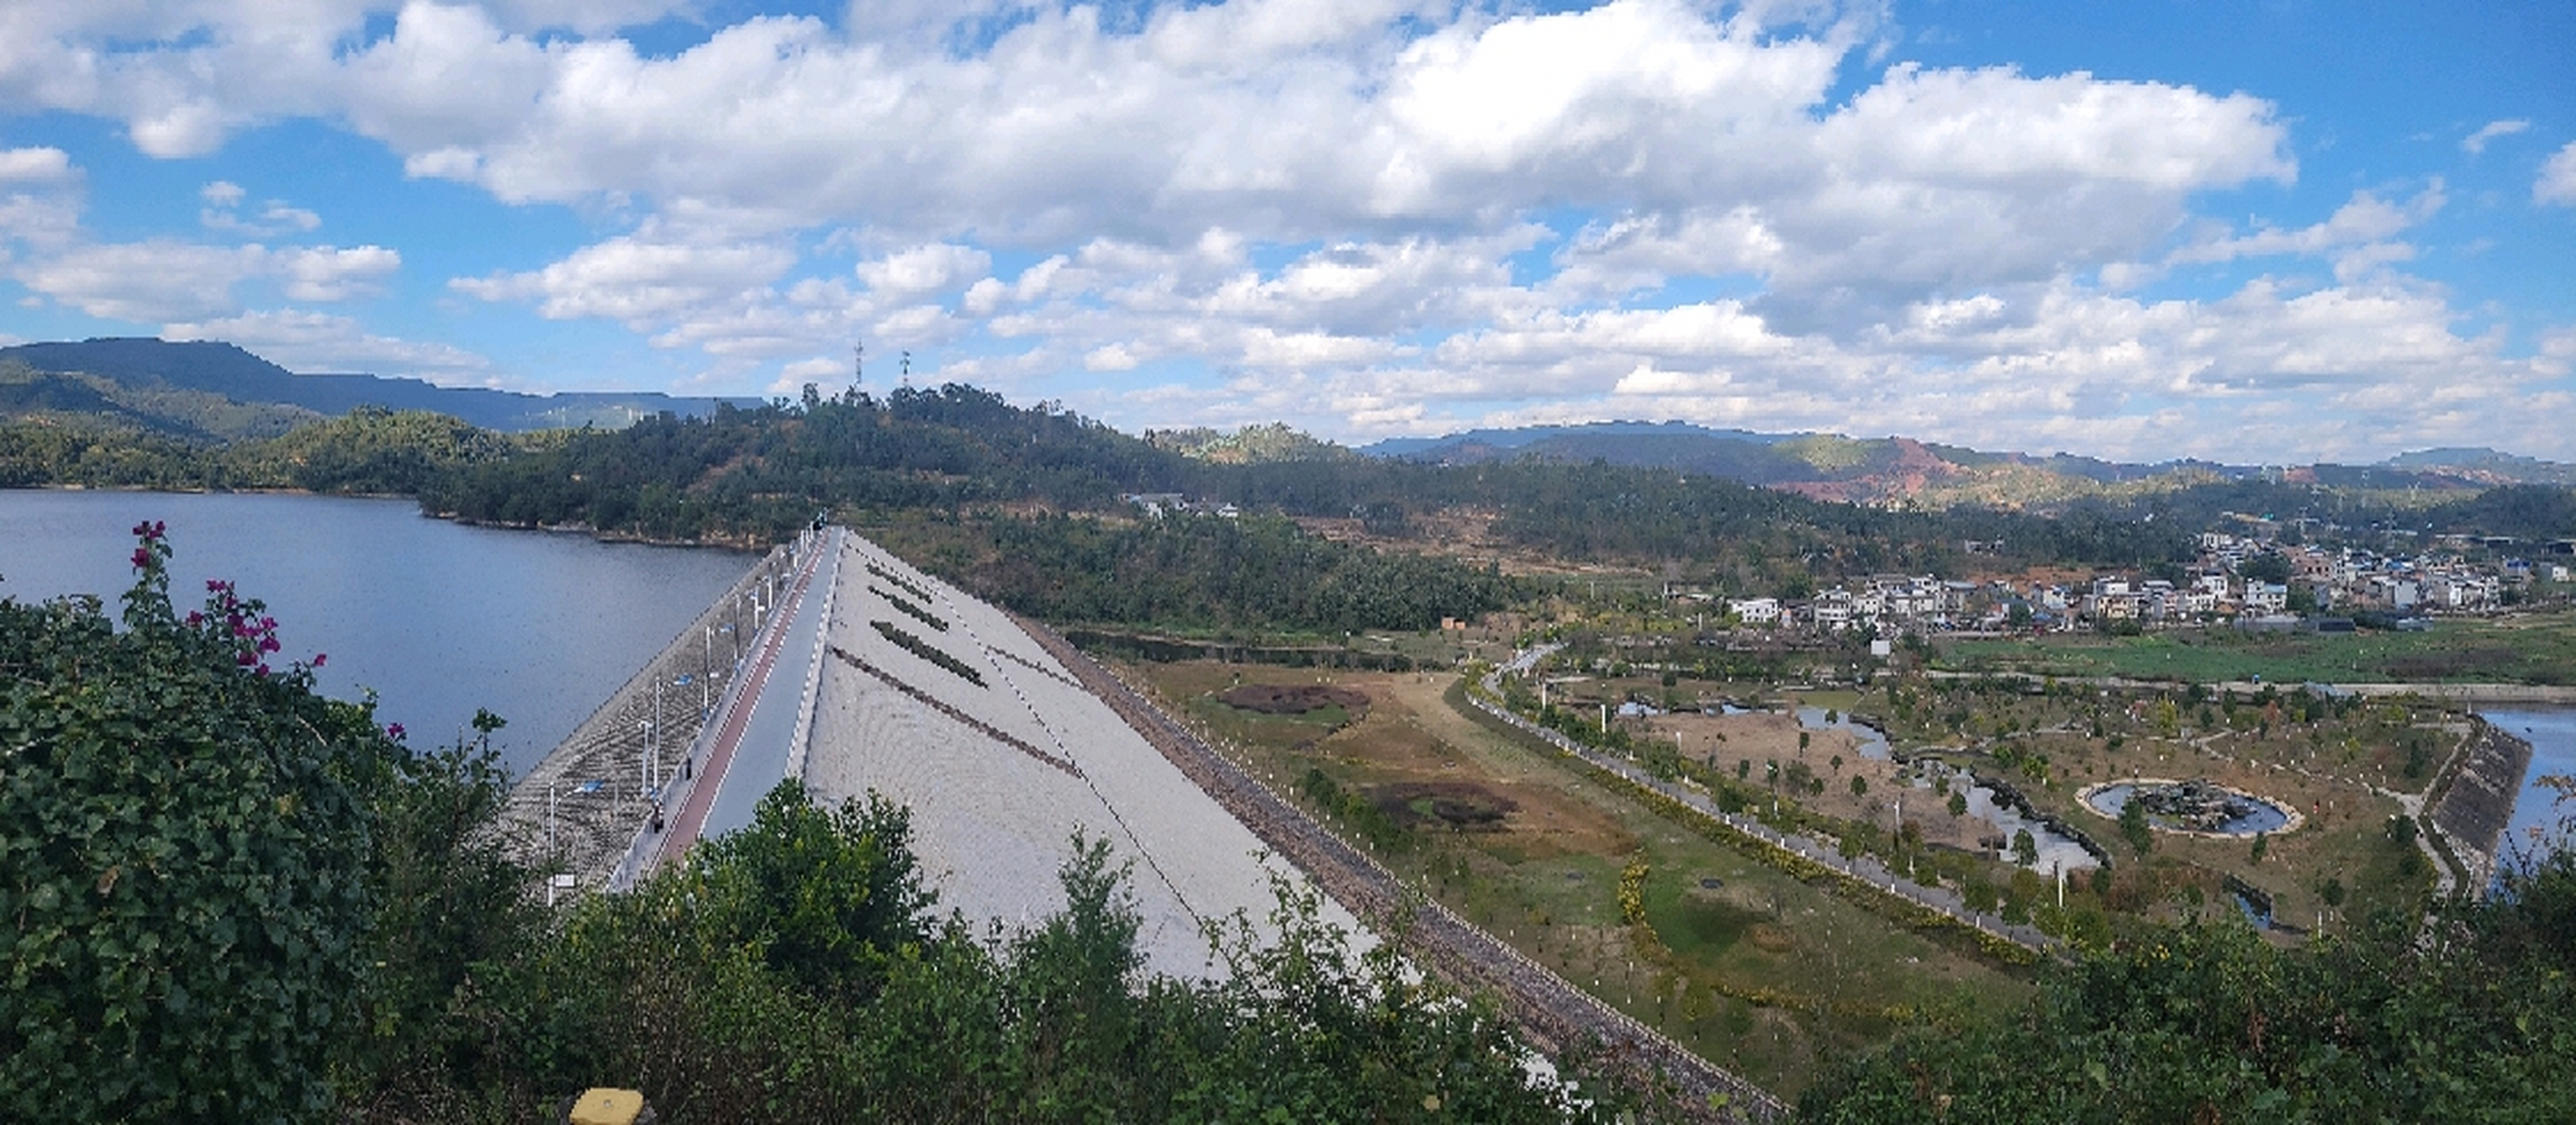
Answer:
[[8, 483, 770, 552]]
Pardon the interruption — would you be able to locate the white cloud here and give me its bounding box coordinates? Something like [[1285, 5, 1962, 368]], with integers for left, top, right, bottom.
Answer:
[[59, 0, 2269, 312], [2539, 142, 2576, 207], [161, 308, 495, 381], [278, 244, 402, 301], [13, 239, 402, 321], [2167, 183, 2444, 283], [453, 229, 797, 327], [0, 147, 77, 184], [856, 243, 991, 298], [16, 241, 266, 321], [0, 148, 83, 251], [2462, 119, 2529, 154], [7, 1, 2565, 461], [1084, 343, 1139, 372], [200, 181, 325, 236]]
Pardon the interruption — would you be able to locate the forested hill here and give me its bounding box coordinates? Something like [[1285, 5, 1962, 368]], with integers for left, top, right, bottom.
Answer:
[[11, 369, 2573, 605], [1366, 420, 2576, 509], [404, 383, 2202, 579], [1, 338, 752, 433], [421, 383, 1193, 539]]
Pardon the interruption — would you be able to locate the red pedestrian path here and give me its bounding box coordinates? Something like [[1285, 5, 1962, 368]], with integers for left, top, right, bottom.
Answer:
[[651, 535, 825, 872]]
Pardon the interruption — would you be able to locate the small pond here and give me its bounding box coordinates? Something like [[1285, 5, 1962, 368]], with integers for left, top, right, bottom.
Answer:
[[2082, 780, 2296, 837], [1796, 705, 1892, 760], [2232, 888, 2276, 929], [1906, 762, 2100, 871]]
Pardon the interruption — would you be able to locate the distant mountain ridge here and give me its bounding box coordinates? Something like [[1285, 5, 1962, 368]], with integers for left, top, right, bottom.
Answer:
[[1360, 421, 2575, 508], [0, 338, 758, 438]]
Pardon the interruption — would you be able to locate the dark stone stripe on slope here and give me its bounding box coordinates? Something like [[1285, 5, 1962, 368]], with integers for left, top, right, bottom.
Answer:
[[827, 643, 1080, 779]]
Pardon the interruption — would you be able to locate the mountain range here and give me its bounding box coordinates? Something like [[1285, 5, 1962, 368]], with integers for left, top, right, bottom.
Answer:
[[4, 337, 2571, 509], [1359, 422, 2576, 509], [0, 338, 756, 441]]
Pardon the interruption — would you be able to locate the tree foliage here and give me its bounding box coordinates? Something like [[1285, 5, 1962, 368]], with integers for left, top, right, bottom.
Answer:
[[1800, 851, 2576, 1123], [1, 525, 392, 1121], [465, 780, 1616, 1124]]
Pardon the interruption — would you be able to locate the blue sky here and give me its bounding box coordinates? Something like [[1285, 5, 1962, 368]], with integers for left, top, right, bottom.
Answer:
[[1, 1, 2570, 463]]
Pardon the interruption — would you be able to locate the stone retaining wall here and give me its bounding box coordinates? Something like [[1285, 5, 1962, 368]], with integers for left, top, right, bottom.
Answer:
[[2427, 715, 2534, 893]]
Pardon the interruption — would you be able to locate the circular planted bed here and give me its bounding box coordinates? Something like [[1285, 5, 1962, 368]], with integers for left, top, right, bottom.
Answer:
[[2079, 778, 2304, 838]]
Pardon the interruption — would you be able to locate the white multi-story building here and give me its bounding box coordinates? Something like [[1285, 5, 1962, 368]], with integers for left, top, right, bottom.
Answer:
[[1729, 597, 1782, 627]]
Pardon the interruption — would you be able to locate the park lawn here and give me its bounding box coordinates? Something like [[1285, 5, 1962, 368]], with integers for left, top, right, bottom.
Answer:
[[1936, 610, 2576, 686], [1126, 659, 2037, 1100]]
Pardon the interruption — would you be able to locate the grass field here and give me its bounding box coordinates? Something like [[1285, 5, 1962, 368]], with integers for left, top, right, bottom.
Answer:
[[1127, 660, 2036, 1099], [1936, 610, 2576, 686]]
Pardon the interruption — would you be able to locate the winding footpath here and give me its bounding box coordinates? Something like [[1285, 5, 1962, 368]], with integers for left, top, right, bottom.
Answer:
[[1477, 651, 2060, 956]]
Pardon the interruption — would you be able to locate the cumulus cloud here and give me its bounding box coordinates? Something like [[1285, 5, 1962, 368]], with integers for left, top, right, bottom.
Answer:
[[162, 308, 496, 381], [857, 243, 991, 298], [6, 1, 2565, 461], [278, 244, 402, 301], [200, 180, 325, 236], [2169, 183, 2444, 282], [453, 229, 797, 327], [2540, 142, 2576, 207], [0, 147, 83, 252], [13, 238, 401, 321], [2462, 119, 2529, 154], [0, 147, 76, 184], [16, 241, 267, 321]]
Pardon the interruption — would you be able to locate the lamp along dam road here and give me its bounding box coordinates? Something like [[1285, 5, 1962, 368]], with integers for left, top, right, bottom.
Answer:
[[506, 526, 1785, 1122], [500, 529, 814, 891]]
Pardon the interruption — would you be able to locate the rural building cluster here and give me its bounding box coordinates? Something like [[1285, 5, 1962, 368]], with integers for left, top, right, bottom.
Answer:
[[1717, 523, 2572, 636]]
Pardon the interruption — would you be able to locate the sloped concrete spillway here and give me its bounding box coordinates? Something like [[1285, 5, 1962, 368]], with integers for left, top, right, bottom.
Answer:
[[640, 527, 1359, 979]]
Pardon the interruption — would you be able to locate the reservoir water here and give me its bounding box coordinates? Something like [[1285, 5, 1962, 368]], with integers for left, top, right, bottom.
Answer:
[[2485, 708, 2576, 868], [0, 490, 751, 776]]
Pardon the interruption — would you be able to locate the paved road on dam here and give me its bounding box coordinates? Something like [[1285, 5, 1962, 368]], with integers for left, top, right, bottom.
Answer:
[[646, 527, 836, 875]]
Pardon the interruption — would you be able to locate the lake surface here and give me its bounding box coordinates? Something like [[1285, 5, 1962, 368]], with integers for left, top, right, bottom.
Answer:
[[0, 490, 752, 776], [2485, 708, 2576, 868]]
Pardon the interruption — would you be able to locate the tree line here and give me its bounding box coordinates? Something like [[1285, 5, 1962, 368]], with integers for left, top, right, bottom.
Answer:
[[12, 380, 2572, 614]]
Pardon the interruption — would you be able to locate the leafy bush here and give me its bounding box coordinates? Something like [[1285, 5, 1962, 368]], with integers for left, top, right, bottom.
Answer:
[[1, 524, 392, 1121]]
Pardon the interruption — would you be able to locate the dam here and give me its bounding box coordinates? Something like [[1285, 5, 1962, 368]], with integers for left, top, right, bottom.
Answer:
[[504, 526, 1353, 977], [502, 526, 1787, 1120]]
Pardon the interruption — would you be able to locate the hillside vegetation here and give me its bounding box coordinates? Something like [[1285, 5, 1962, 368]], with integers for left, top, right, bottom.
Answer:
[[7, 361, 2574, 632]]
